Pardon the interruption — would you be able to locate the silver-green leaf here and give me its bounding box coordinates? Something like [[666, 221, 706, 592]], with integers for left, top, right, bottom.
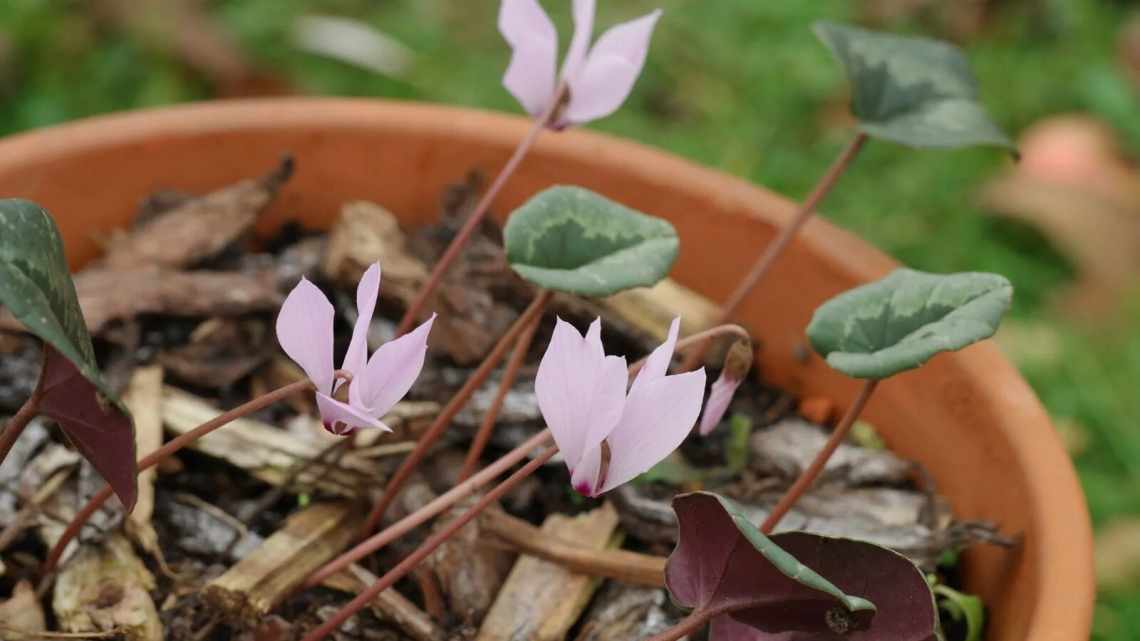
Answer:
[[503, 186, 679, 297], [814, 21, 1015, 151], [807, 269, 1012, 380], [0, 199, 137, 509]]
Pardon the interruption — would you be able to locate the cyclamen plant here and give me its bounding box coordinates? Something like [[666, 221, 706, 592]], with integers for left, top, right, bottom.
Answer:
[[0, 5, 1022, 641]]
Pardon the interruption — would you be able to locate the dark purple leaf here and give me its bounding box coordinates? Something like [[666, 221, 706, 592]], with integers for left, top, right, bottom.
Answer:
[[39, 346, 137, 511], [666, 492, 938, 641]]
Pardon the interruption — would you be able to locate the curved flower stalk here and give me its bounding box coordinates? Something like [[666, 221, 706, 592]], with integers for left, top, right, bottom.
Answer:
[[536, 316, 705, 497], [698, 339, 753, 436], [500, 0, 662, 128], [277, 263, 435, 435]]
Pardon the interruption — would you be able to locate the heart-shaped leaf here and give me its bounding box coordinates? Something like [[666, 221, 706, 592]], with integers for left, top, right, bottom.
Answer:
[[814, 21, 1014, 151], [0, 199, 137, 509], [807, 269, 1012, 380], [666, 492, 938, 641], [504, 186, 679, 297]]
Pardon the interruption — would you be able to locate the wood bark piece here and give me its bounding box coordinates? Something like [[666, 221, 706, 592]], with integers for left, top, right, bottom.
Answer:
[[123, 366, 163, 554], [0, 580, 47, 641], [205, 502, 361, 622], [161, 387, 381, 497], [52, 534, 163, 641], [598, 278, 719, 345], [217, 502, 448, 641], [101, 157, 292, 270], [475, 503, 621, 641], [481, 509, 665, 587], [323, 200, 429, 305], [573, 583, 672, 641], [426, 503, 515, 626], [71, 267, 282, 334]]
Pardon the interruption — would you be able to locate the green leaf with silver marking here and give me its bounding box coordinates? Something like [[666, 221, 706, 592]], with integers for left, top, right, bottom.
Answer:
[[504, 186, 679, 297], [814, 21, 1015, 151], [0, 199, 137, 509], [807, 268, 1012, 380]]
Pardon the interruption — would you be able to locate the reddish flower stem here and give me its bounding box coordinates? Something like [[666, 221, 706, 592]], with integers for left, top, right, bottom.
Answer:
[[394, 84, 568, 337], [0, 357, 45, 465], [361, 290, 554, 535], [760, 379, 878, 534], [679, 134, 868, 371], [304, 428, 553, 588], [458, 294, 546, 481], [42, 379, 314, 574], [300, 445, 559, 641], [640, 601, 745, 641], [629, 323, 750, 378]]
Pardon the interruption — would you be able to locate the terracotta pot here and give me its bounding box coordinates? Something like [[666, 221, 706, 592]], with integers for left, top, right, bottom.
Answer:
[[0, 99, 1092, 641]]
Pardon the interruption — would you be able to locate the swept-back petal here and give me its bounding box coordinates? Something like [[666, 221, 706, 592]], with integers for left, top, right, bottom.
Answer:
[[499, 0, 559, 116], [276, 278, 336, 395], [316, 393, 390, 435], [630, 315, 679, 394], [599, 367, 706, 493], [350, 314, 435, 416], [564, 9, 661, 124], [560, 0, 596, 81], [566, 353, 627, 495], [535, 317, 625, 473], [698, 371, 742, 436], [342, 263, 381, 380]]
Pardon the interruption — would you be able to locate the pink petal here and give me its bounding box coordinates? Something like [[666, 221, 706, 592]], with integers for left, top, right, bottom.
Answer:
[[341, 263, 381, 382], [630, 316, 679, 394], [499, 0, 559, 116], [709, 615, 767, 641], [316, 392, 390, 435], [564, 9, 661, 125], [599, 367, 706, 493], [535, 317, 626, 476], [350, 314, 435, 416], [560, 0, 596, 82], [276, 277, 336, 395], [698, 371, 743, 436]]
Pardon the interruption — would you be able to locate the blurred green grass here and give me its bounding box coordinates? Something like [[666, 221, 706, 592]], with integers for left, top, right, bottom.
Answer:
[[1, 1, 1138, 638]]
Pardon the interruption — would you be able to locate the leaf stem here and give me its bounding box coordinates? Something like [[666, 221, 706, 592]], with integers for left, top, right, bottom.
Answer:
[[679, 133, 868, 371], [0, 357, 45, 464], [304, 429, 553, 588], [360, 290, 554, 536], [300, 445, 559, 641], [760, 379, 878, 533], [458, 293, 546, 481], [640, 604, 736, 641], [394, 83, 568, 337], [41, 379, 314, 574]]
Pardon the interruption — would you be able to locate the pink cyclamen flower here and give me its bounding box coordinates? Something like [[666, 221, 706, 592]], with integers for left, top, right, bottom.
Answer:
[[499, 0, 662, 127], [276, 263, 435, 435], [535, 316, 705, 497], [698, 340, 752, 436]]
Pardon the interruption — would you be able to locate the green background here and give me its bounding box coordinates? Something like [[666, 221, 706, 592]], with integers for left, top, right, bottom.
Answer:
[[1, 1, 1136, 638]]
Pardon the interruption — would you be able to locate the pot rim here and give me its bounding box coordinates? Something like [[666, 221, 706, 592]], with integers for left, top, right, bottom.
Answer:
[[0, 98, 1094, 641]]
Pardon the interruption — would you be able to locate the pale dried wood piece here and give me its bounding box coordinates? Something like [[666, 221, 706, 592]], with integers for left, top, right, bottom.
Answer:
[[161, 387, 383, 497], [122, 366, 164, 554], [481, 510, 665, 587], [573, 584, 672, 641], [205, 502, 359, 622], [101, 158, 292, 270], [52, 534, 162, 641], [597, 278, 719, 343], [209, 499, 444, 638], [0, 580, 47, 641], [476, 503, 621, 641], [323, 565, 447, 641]]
